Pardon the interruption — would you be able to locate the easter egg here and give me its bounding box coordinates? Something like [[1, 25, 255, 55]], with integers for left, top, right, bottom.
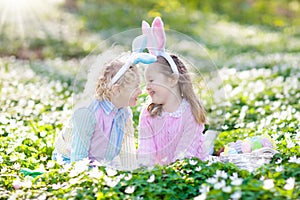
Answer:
[[229, 142, 235, 148], [261, 137, 273, 148], [228, 147, 238, 155], [250, 136, 260, 143], [241, 141, 252, 153], [252, 140, 262, 150], [234, 140, 243, 153], [223, 145, 229, 156]]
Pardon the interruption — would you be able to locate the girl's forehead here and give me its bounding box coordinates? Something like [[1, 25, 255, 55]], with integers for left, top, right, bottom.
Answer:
[[145, 63, 162, 74]]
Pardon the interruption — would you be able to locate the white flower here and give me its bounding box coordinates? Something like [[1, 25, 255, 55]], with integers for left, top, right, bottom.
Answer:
[[222, 125, 229, 130], [62, 163, 72, 172], [231, 178, 243, 186], [0, 156, 3, 163], [199, 184, 210, 194], [125, 186, 135, 194], [230, 191, 242, 200], [205, 156, 220, 166], [69, 169, 79, 178], [1, 167, 7, 173], [263, 179, 274, 190], [147, 174, 155, 183], [52, 183, 61, 190], [215, 170, 228, 179], [74, 159, 90, 173], [288, 155, 300, 164], [230, 173, 243, 186], [189, 159, 198, 165], [105, 167, 118, 177], [229, 173, 238, 180], [124, 173, 132, 181], [40, 131, 47, 138], [214, 180, 226, 190], [91, 160, 104, 167], [88, 167, 103, 179], [37, 193, 47, 200], [13, 163, 21, 170], [194, 193, 206, 200], [275, 158, 282, 164], [38, 164, 45, 172], [286, 139, 295, 148], [8, 194, 18, 200], [23, 176, 33, 188], [40, 156, 48, 162], [275, 165, 284, 172], [283, 177, 295, 190], [55, 154, 66, 165], [69, 177, 80, 185], [46, 161, 55, 169], [222, 186, 232, 193], [206, 177, 218, 184], [195, 166, 202, 172], [117, 174, 125, 180], [13, 178, 22, 190], [10, 155, 18, 162], [104, 176, 119, 187]]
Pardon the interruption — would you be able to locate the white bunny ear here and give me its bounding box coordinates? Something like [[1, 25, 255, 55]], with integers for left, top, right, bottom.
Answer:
[[142, 20, 150, 32], [151, 17, 166, 52], [132, 35, 147, 53], [142, 20, 158, 55]]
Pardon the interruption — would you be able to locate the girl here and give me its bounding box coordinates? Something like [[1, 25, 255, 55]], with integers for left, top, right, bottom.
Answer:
[[137, 17, 209, 166], [53, 39, 156, 170]]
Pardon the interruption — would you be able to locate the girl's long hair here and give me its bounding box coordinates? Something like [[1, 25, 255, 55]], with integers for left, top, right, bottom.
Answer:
[[147, 55, 206, 124]]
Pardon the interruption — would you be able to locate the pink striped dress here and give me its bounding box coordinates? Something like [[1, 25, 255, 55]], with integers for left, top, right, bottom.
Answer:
[[137, 99, 208, 166]]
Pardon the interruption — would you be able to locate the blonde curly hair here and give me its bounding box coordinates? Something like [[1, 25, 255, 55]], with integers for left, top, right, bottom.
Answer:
[[96, 60, 139, 101]]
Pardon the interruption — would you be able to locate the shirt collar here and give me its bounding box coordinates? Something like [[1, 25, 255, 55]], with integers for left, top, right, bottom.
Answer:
[[100, 100, 118, 115], [161, 98, 189, 118]]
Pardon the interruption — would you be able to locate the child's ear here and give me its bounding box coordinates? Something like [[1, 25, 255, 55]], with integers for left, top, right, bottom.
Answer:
[[111, 85, 121, 96], [169, 74, 179, 87]]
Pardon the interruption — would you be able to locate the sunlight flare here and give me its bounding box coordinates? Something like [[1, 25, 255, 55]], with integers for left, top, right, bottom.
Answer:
[[0, 0, 59, 39]]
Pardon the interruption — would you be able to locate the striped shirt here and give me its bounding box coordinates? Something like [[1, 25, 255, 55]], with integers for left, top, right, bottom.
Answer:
[[54, 100, 137, 170]]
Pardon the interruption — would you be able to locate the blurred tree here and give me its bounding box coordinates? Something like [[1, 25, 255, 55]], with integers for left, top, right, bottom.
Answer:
[[64, 0, 78, 10]]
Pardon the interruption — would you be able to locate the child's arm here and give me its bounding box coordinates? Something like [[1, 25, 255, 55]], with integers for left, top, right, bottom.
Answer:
[[70, 108, 96, 162], [174, 119, 207, 161]]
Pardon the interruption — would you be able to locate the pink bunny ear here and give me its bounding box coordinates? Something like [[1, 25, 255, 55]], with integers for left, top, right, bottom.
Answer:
[[152, 17, 166, 52]]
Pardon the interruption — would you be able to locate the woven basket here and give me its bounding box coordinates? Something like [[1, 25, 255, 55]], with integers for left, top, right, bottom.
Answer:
[[219, 147, 279, 171]]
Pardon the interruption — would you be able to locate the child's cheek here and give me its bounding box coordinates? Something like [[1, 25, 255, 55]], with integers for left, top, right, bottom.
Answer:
[[129, 98, 136, 107]]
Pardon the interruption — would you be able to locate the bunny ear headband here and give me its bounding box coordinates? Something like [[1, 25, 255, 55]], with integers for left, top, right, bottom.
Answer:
[[142, 17, 179, 75], [110, 35, 157, 86]]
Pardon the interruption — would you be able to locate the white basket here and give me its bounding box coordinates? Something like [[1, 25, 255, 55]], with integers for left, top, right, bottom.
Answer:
[[219, 147, 279, 171]]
